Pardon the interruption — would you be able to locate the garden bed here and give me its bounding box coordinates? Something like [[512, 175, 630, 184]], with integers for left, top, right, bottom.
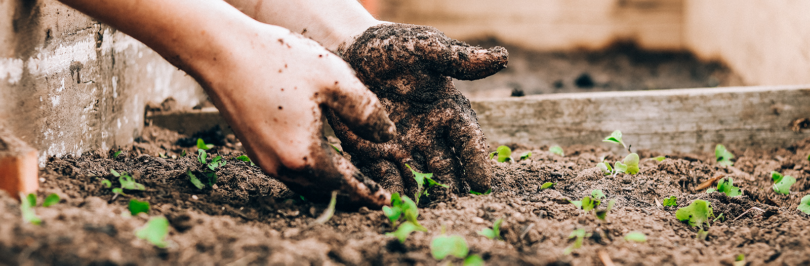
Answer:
[[1, 125, 809, 265]]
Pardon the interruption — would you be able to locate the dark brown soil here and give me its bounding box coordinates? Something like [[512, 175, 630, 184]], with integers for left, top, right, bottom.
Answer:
[[455, 40, 746, 99], [2, 126, 810, 265]]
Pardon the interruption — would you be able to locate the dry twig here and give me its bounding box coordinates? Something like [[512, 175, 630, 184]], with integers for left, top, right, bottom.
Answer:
[[598, 250, 615, 266]]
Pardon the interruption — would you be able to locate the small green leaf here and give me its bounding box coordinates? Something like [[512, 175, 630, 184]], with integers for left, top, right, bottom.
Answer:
[[129, 199, 150, 216], [43, 193, 60, 207], [540, 182, 555, 190], [773, 175, 796, 195], [549, 145, 564, 156], [110, 169, 121, 177], [181, 150, 187, 157], [198, 149, 207, 164], [653, 156, 666, 162], [477, 218, 503, 240], [715, 144, 734, 167], [431, 235, 469, 260], [20, 193, 41, 225], [488, 152, 495, 160], [382, 206, 402, 224], [158, 152, 167, 159], [112, 188, 125, 195], [315, 191, 338, 224], [187, 171, 204, 189], [119, 172, 145, 191], [591, 190, 606, 200], [771, 171, 784, 183], [101, 179, 112, 188], [114, 150, 123, 158], [734, 254, 746, 266], [495, 145, 512, 163], [470, 188, 492, 195], [385, 221, 426, 243], [463, 254, 484, 266], [235, 155, 256, 166], [136, 217, 170, 248], [196, 138, 213, 150], [623, 153, 640, 175], [597, 162, 612, 175], [330, 144, 342, 155], [798, 195, 810, 215], [595, 199, 616, 220], [581, 196, 600, 211], [519, 151, 532, 160], [563, 229, 589, 255], [662, 196, 677, 207], [706, 188, 716, 193], [676, 200, 714, 229], [614, 161, 627, 173], [624, 231, 647, 242], [603, 130, 624, 146], [570, 200, 582, 209], [715, 177, 742, 197]]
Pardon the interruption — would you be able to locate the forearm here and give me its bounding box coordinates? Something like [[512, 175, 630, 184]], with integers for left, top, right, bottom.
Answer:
[[224, 0, 381, 50]]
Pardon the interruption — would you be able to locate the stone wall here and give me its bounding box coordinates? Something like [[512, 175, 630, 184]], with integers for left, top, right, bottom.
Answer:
[[0, 0, 205, 166]]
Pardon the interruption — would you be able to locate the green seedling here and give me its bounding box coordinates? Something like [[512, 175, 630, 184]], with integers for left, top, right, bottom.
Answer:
[[571, 190, 606, 211], [136, 217, 170, 248], [114, 150, 123, 158], [235, 155, 256, 166], [563, 229, 590, 255], [386, 221, 427, 243], [330, 144, 342, 155], [734, 254, 745, 266], [382, 193, 425, 230], [591, 190, 606, 200], [696, 229, 709, 240], [470, 188, 491, 195], [662, 196, 677, 207], [101, 179, 112, 188], [549, 145, 564, 156], [431, 234, 469, 260], [129, 199, 150, 216], [713, 177, 742, 197], [477, 218, 503, 240], [158, 152, 168, 159], [490, 145, 512, 163], [196, 138, 214, 150], [595, 199, 616, 220], [463, 254, 484, 266], [187, 171, 204, 190], [194, 149, 226, 188], [407, 164, 448, 204], [614, 153, 640, 175], [597, 160, 613, 175], [624, 231, 647, 242], [540, 182, 555, 190], [43, 193, 60, 207], [20, 193, 41, 225], [676, 200, 714, 230], [519, 151, 532, 160], [713, 213, 725, 222], [314, 191, 338, 224], [771, 171, 795, 195], [111, 169, 145, 194], [798, 195, 810, 215], [181, 150, 187, 157], [603, 130, 626, 148], [715, 144, 734, 167], [653, 156, 666, 162]]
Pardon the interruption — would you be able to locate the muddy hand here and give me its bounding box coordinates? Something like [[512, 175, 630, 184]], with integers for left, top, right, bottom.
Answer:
[[328, 23, 508, 201]]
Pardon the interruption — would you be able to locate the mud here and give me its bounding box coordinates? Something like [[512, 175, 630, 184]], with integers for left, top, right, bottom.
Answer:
[[2, 124, 810, 265], [332, 23, 508, 201], [455, 40, 745, 99]]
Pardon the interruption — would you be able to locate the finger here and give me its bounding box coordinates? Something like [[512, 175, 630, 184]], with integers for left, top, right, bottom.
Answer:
[[275, 141, 391, 209], [423, 147, 462, 200], [325, 109, 397, 158], [358, 160, 404, 195], [320, 76, 396, 143], [447, 107, 492, 193], [436, 44, 508, 81]]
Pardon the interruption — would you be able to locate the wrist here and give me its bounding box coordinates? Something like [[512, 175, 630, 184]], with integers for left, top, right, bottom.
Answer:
[[322, 19, 385, 52]]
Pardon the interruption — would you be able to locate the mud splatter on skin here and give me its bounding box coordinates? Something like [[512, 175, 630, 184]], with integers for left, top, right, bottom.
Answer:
[[329, 23, 508, 201]]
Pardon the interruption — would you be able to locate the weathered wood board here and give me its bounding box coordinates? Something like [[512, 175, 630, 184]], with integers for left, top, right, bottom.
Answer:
[[473, 85, 810, 153], [148, 86, 810, 154]]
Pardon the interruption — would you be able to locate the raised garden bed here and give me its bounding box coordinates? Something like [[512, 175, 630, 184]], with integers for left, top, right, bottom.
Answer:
[[2, 124, 809, 265]]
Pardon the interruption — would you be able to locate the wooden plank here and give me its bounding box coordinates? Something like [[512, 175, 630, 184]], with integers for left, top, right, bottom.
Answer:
[[147, 86, 810, 154], [0, 127, 39, 200], [472, 85, 810, 153]]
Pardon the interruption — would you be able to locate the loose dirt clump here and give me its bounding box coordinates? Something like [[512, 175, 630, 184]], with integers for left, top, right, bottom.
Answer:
[[1, 126, 810, 265]]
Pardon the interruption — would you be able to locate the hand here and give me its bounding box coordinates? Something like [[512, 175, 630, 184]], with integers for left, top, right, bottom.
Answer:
[[196, 24, 398, 208], [327, 23, 508, 201]]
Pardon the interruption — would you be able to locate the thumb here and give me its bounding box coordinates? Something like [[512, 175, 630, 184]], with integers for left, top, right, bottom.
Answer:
[[436, 44, 509, 80], [321, 77, 396, 143]]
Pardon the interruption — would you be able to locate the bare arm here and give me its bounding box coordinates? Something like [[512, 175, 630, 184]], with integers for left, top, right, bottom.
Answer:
[[223, 0, 381, 50]]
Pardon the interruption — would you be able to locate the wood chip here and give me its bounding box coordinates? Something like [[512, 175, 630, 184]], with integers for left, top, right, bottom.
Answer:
[[598, 250, 615, 266], [695, 173, 725, 191]]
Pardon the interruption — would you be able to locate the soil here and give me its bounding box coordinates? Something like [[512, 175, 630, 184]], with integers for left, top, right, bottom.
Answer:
[[454, 40, 746, 100], [2, 125, 810, 265]]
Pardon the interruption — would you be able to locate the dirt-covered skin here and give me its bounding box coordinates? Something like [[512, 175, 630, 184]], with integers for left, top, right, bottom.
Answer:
[[328, 23, 508, 201], [4, 126, 810, 265]]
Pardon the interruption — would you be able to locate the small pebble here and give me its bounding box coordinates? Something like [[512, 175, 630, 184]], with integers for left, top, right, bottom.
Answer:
[[472, 217, 485, 224], [212, 184, 219, 190], [192, 195, 198, 200], [39, 178, 45, 182]]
